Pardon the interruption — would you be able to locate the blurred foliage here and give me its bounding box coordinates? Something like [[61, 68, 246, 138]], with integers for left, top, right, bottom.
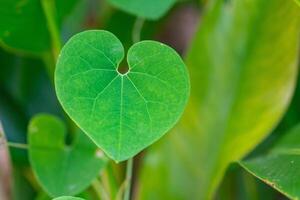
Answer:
[[28, 115, 107, 197], [0, 0, 79, 54], [241, 123, 300, 199], [137, 0, 300, 199], [12, 167, 36, 200], [1, 0, 300, 199]]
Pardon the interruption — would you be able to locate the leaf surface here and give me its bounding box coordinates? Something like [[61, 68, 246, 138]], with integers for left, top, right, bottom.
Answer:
[[53, 197, 85, 200], [55, 30, 190, 162], [106, 0, 176, 20], [0, 0, 78, 54], [137, 0, 300, 199], [241, 123, 300, 199], [29, 114, 106, 197]]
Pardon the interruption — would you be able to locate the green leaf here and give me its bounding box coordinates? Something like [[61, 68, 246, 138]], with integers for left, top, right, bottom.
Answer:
[[104, 11, 157, 51], [0, 0, 50, 53], [0, 48, 62, 165], [28, 114, 107, 197], [106, 0, 176, 20], [241, 123, 300, 199], [53, 197, 85, 200], [137, 0, 300, 199], [55, 30, 190, 162], [217, 164, 279, 200], [0, 0, 78, 54]]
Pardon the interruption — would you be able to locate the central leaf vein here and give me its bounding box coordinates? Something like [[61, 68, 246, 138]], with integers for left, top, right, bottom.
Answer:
[[118, 76, 124, 159]]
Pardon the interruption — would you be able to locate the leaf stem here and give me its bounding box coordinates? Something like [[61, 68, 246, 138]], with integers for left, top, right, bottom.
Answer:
[[1, 128, 28, 150], [123, 158, 133, 200], [92, 179, 110, 200], [41, 0, 78, 137], [6, 142, 28, 150], [41, 0, 62, 60], [132, 18, 145, 44], [102, 163, 119, 199]]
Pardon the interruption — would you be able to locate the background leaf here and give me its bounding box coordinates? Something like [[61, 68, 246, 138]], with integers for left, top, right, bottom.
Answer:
[[0, 48, 62, 165], [28, 114, 106, 197], [216, 163, 284, 200], [0, 0, 78, 54], [137, 0, 300, 199], [55, 30, 190, 162], [106, 0, 176, 20], [53, 196, 85, 200], [241, 123, 300, 199], [103, 10, 158, 51]]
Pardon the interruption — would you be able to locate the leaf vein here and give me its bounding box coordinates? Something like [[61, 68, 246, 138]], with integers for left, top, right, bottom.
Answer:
[[126, 76, 153, 135], [90, 75, 119, 119]]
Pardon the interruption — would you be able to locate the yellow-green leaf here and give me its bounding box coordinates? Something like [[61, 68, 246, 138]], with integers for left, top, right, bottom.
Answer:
[[137, 0, 300, 199], [53, 197, 85, 200]]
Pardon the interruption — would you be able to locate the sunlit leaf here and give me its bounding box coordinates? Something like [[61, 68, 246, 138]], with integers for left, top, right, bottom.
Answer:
[[55, 30, 190, 162], [53, 196, 85, 200], [137, 0, 300, 199]]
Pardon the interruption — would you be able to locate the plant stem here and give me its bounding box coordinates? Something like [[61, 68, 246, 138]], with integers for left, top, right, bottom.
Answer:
[[92, 179, 110, 200], [41, 0, 62, 61], [41, 0, 77, 136], [123, 158, 133, 200], [102, 163, 119, 199], [1, 126, 27, 150], [122, 17, 143, 200], [6, 142, 28, 150], [132, 18, 145, 44], [115, 179, 126, 200]]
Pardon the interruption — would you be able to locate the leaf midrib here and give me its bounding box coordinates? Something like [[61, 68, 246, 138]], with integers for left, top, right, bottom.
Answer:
[[118, 76, 124, 160]]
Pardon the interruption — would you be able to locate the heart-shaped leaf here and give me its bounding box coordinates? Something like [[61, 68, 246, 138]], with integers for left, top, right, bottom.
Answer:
[[106, 0, 176, 20], [55, 30, 190, 162], [53, 197, 85, 200], [241, 123, 300, 199], [28, 114, 106, 197]]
